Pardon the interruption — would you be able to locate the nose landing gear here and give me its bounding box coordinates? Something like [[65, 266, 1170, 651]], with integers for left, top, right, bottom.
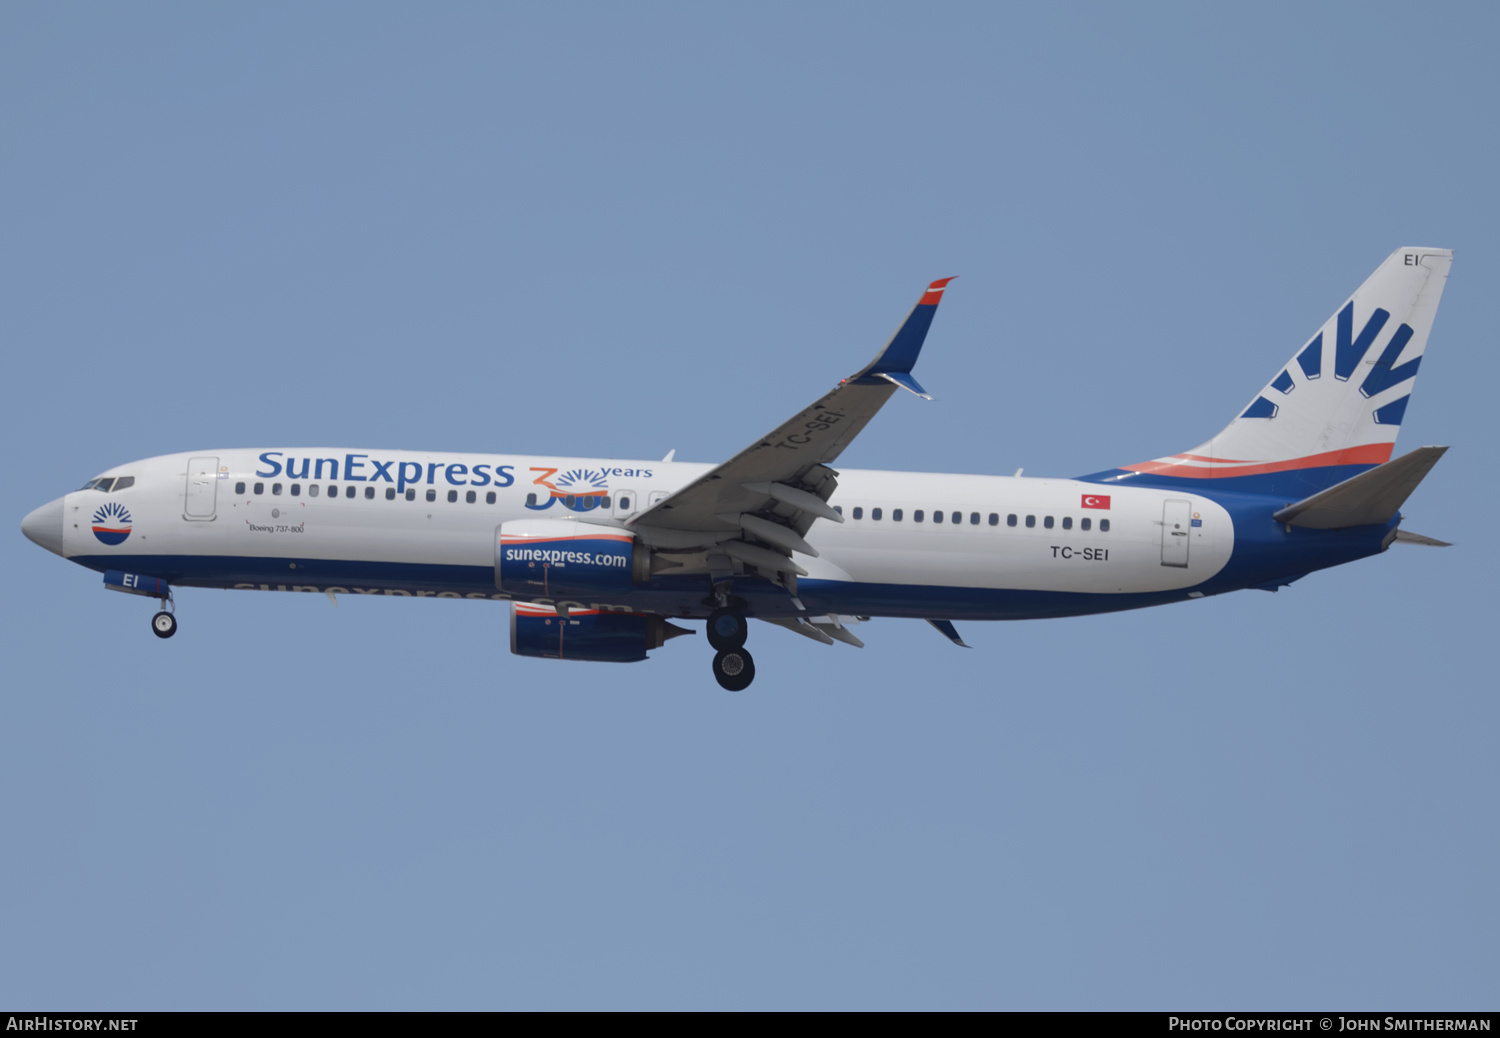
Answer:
[[103, 572, 177, 639], [150, 589, 176, 640], [151, 610, 178, 639]]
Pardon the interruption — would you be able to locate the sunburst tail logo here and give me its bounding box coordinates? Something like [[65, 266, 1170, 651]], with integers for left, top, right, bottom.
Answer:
[[92, 501, 133, 545]]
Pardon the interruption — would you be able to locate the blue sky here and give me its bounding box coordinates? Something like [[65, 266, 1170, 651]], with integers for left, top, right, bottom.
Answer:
[[3, 2, 1497, 1010]]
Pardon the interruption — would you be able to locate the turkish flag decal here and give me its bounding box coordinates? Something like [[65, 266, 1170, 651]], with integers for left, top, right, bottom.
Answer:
[[1081, 494, 1111, 510]]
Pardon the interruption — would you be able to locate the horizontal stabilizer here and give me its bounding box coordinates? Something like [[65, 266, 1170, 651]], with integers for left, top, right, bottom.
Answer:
[[1273, 446, 1447, 529], [1394, 529, 1452, 547]]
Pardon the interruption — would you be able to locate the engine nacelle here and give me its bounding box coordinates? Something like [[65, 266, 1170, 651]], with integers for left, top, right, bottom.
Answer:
[[496, 519, 649, 597], [510, 603, 692, 663]]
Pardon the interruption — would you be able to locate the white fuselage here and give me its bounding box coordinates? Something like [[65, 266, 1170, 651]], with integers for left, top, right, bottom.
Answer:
[[57, 448, 1235, 619]]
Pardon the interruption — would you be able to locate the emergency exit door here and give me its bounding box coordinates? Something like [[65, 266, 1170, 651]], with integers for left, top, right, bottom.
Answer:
[[184, 456, 219, 520], [1161, 499, 1191, 567]]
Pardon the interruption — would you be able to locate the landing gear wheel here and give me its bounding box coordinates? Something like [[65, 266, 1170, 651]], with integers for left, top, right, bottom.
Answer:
[[706, 608, 748, 651], [151, 611, 178, 639], [712, 648, 755, 691]]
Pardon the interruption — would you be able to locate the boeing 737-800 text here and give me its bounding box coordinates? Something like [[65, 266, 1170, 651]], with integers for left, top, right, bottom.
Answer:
[[22, 248, 1452, 689]]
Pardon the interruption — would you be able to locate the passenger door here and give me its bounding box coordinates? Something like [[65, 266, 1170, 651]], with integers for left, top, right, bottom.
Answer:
[[184, 456, 219, 520], [1161, 499, 1190, 567]]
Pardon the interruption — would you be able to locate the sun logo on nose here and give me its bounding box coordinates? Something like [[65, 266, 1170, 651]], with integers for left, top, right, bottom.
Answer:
[[91, 501, 133, 545]]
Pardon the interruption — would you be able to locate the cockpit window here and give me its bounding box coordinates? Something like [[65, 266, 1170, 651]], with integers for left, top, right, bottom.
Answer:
[[79, 476, 133, 492]]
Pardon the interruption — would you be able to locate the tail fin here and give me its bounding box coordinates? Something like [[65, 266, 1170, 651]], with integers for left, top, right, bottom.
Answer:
[[1089, 248, 1453, 498]]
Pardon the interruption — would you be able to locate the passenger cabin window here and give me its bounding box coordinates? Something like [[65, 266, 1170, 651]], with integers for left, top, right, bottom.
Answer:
[[1008, 514, 1017, 526], [832, 505, 841, 515], [235, 482, 246, 495], [365, 486, 375, 499], [386, 488, 396, 500], [1024, 515, 1034, 528], [486, 491, 496, 504], [1062, 517, 1072, 530], [346, 485, 355, 499], [933, 510, 943, 524], [273, 483, 283, 495], [328, 485, 338, 498], [950, 511, 961, 525], [291, 484, 302, 497], [448, 490, 458, 503], [308, 484, 318, 497], [405, 489, 416, 501], [914, 510, 924, 522], [893, 509, 903, 521], [872, 507, 882, 520], [1100, 519, 1111, 532], [254, 483, 264, 495], [988, 513, 998, 526], [1043, 516, 1054, 529], [1081, 517, 1091, 531], [619, 496, 632, 510], [601, 496, 611, 508], [852, 507, 863, 519], [426, 489, 436, 502], [970, 512, 979, 525], [526, 493, 538, 506], [466, 490, 476, 503]]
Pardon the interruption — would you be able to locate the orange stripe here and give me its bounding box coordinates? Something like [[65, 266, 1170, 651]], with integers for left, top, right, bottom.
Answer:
[[501, 532, 633, 544], [1123, 443, 1393, 478], [1169, 452, 1257, 464]]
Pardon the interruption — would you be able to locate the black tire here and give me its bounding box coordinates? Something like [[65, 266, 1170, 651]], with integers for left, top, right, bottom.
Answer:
[[151, 611, 178, 639], [712, 648, 755, 691], [706, 607, 748, 651]]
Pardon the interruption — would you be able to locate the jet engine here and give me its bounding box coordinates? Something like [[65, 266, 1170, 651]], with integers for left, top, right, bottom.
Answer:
[[495, 519, 651, 597], [509, 602, 693, 663]]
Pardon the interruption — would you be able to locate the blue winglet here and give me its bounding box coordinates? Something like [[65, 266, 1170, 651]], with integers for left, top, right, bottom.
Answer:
[[877, 371, 932, 399], [849, 277, 955, 390], [925, 618, 970, 648]]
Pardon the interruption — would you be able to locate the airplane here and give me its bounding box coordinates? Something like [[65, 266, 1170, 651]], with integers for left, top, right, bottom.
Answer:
[[21, 247, 1453, 690]]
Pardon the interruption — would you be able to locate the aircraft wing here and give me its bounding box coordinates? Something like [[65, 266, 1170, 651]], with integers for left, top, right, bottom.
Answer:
[[627, 278, 954, 577]]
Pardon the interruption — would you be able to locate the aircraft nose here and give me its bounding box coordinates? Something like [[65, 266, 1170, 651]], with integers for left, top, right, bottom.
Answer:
[[22, 496, 65, 557]]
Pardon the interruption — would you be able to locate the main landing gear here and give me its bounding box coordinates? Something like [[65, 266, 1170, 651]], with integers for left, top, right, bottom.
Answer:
[[707, 607, 754, 691]]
